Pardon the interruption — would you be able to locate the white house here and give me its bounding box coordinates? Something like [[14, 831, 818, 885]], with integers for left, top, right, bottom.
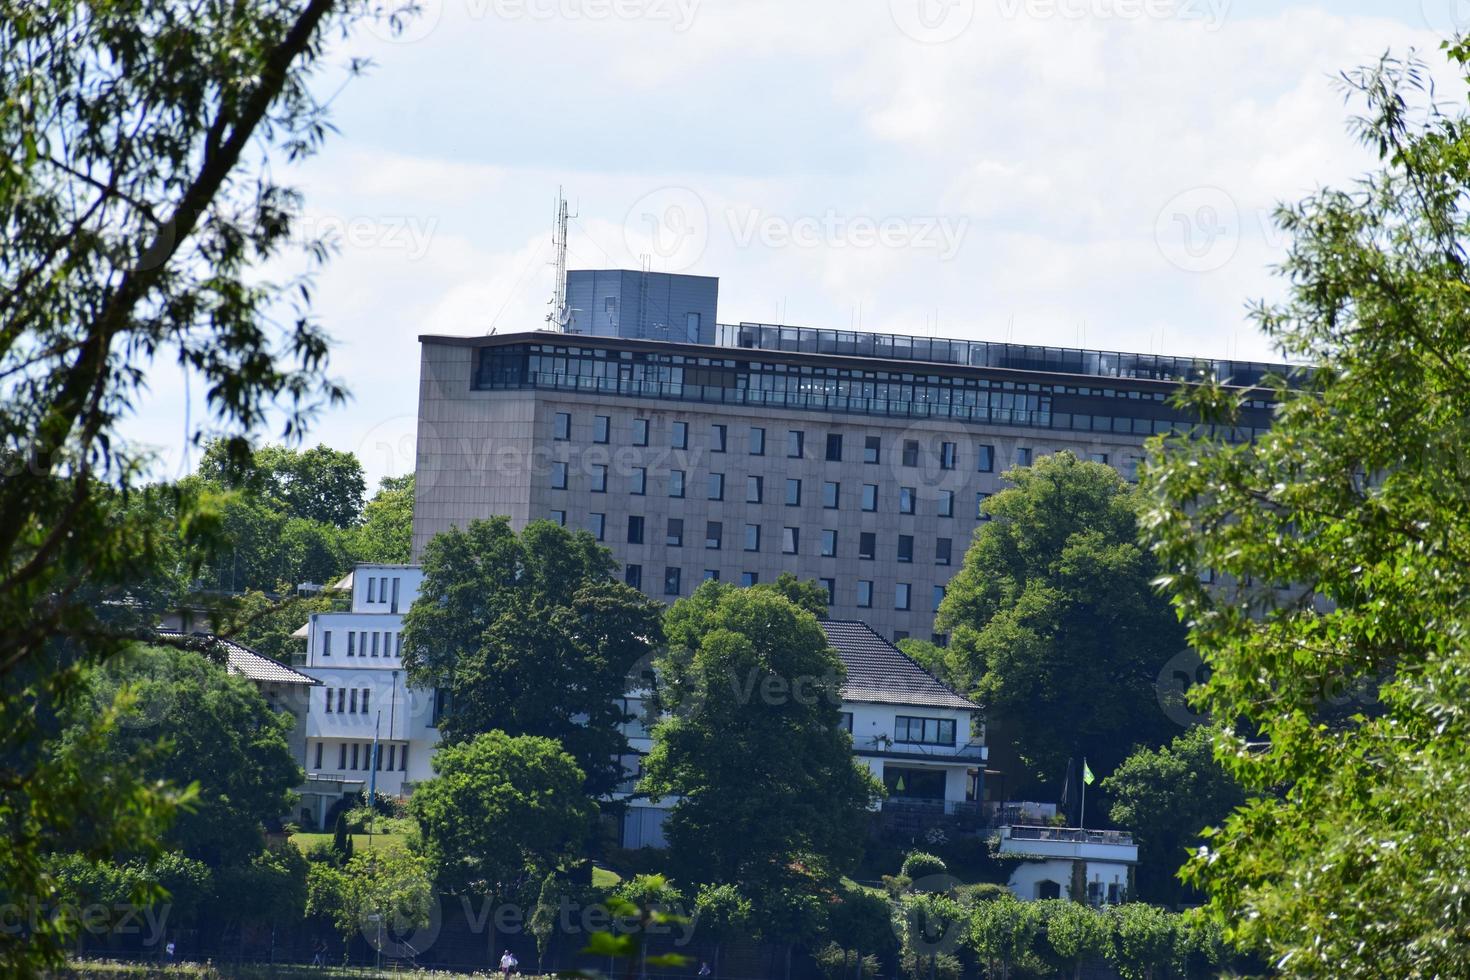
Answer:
[[295, 563, 440, 827], [997, 825, 1139, 904], [617, 620, 987, 849]]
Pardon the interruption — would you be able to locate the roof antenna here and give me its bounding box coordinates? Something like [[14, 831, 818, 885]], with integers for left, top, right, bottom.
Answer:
[[546, 187, 577, 330]]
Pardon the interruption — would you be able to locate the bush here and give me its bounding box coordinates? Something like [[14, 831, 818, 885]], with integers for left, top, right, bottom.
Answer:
[[815, 942, 883, 980], [882, 873, 912, 898], [957, 882, 1012, 903], [901, 851, 947, 881]]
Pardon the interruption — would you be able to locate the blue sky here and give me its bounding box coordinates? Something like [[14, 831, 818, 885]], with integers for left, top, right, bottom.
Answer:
[[126, 0, 1468, 485]]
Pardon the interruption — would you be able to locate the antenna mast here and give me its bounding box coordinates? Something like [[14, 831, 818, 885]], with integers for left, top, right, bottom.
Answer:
[[547, 188, 576, 330]]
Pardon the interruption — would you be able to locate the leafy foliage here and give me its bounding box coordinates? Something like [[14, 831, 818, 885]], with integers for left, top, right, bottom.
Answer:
[[937, 452, 1182, 790], [409, 730, 595, 894], [1142, 43, 1470, 976], [353, 474, 415, 564], [641, 582, 882, 895], [402, 518, 662, 797]]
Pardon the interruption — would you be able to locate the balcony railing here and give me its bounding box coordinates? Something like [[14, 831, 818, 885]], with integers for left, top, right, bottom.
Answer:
[[1007, 825, 1135, 846], [856, 737, 987, 762]]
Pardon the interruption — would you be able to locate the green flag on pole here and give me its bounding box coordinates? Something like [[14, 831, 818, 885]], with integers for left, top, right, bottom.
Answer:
[[1083, 760, 1095, 785]]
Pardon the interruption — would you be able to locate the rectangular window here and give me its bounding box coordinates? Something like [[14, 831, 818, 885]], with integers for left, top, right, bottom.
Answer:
[[749, 426, 765, 455], [782, 527, 800, 554], [785, 478, 802, 506], [349, 689, 358, 713], [977, 444, 995, 472], [938, 489, 954, 518], [362, 688, 370, 714], [839, 711, 853, 732], [936, 537, 952, 566], [820, 578, 836, 605], [1088, 452, 1108, 464], [351, 743, 360, 769], [900, 487, 916, 514], [819, 529, 838, 558], [933, 585, 946, 612], [940, 442, 958, 470], [396, 634, 403, 657], [664, 567, 682, 596], [894, 715, 957, 746], [902, 440, 920, 467], [1125, 456, 1141, 482], [339, 743, 347, 768], [550, 509, 567, 526], [711, 424, 727, 453], [371, 632, 379, 657], [387, 745, 396, 770], [625, 564, 642, 589], [551, 461, 568, 490], [347, 632, 356, 657], [976, 492, 991, 520], [706, 521, 723, 549], [898, 535, 914, 563], [747, 475, 763, 503], [669, 470, 685, 498], [631, 467, 647, 495], [594, 415, 610, 444], [323, 630, 332, 657], [787, 430, 804, 458], [633, 418, 650, 446], [367, 577, 376, 602], [708, 473, 725, 501], [591, 464, 607, 493], [336, 688, 345, 713], [895, 583, 912, 610], [1015, 446, 1032, 466], [554, 412, 571, 441], [741, 572, 759, 587], [400, 746, 408, 771], [325, 688, 333, 713], [822, 481, 839, 509], [667, 518, 684, 547], [627, 516, 645, 544], [857, 580, 874, 608], [314, 742, 323, 769], [590, 513, 606, 541], [825, 433, 843, 461], [864, 435, 881, 464], [672, 421, 688, 449], [704, 569, 720, 581], [744, 523, 761, 551], [859, 532, 876, 561], [862, 484, 878, 511]]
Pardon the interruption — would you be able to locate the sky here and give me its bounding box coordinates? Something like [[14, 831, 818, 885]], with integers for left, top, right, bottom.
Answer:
[[126, 0, 1470, 487]]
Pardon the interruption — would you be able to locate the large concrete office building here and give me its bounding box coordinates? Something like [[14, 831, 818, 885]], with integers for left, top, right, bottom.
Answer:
[[411, 270, 1280, 641]]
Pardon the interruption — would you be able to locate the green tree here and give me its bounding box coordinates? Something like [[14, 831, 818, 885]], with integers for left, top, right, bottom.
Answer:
[[1039, 899, 1111, 980], [211, 840, 309, 934], [752, 571, 829, 617], [691, 883, 753, 979], [330, 811, 355, 867], [1102, 727, 1243, 905], [402, 518, 663, 797], [966, 895, 1039, 980], [220, 588, 347, 664], [353, 475, 415, 564], [640, 582, 882, 892], [1141, 45, 1470, 977], [67, 644, 301, 868], [0, 0, 368, 969], [937, 451, 1182, 791], [1105, 904, 1177, 980], [306, 847, 434, 962], [410, 731, 594, 895], [200, 441, 367, 529]]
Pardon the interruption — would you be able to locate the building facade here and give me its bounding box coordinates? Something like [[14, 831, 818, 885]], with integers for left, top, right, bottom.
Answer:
[[412, 272, 1281, 641], [295, 563, 439, 825]]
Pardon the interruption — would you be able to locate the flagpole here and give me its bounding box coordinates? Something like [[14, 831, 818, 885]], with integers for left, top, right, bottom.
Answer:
[[368, 711, 380, 846], [1080, 758, 1086, 829]]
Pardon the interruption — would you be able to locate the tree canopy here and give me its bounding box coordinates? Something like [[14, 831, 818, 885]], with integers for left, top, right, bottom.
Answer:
[[401, 517, 663, 797], [641, 582, 882, 894], [1143, 42, 1470, 976], [936, 451, 1182, 791]]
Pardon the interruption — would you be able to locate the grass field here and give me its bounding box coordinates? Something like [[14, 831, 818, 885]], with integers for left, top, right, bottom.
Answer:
[[289, 831, 408, 855]]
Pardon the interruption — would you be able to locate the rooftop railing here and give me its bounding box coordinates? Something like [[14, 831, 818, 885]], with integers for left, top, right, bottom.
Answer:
[[1008, 825, 1135, 845]]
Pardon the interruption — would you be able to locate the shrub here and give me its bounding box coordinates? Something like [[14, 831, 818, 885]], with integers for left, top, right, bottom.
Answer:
[[901, 851, 948, 881]]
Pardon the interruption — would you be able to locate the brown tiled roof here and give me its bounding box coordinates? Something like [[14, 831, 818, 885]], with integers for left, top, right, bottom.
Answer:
[[819, 620, 977, 711]]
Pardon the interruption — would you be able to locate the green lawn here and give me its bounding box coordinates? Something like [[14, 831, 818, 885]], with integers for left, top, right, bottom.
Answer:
[[290, 830, 407, 854], [591, 865, 621, 889]]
